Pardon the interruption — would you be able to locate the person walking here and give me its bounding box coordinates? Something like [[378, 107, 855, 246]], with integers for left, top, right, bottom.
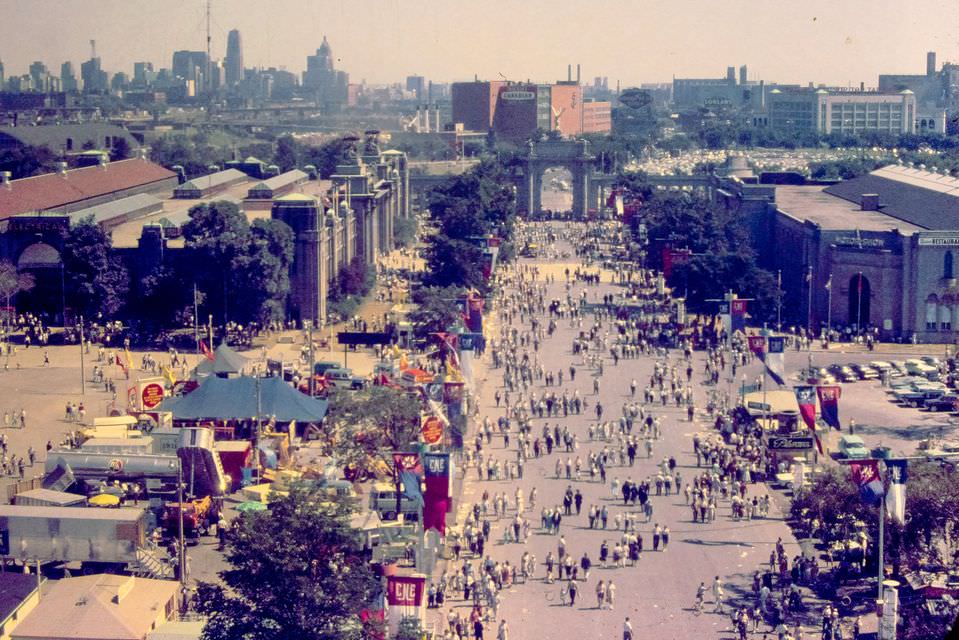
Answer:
[[623, 617, 633, 640], [567, 579, 578, 606]]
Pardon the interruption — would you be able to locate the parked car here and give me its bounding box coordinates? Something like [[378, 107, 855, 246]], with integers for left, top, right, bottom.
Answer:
[[924, 393, 959, 412], [893, 383, 947, 407], [850, 363, 879, 380], [905, 359, 940, 381], [814, 368, 837, 385], [922, 356, 942, 368], [827, 364, 858, 383], [838, 435, 870, 460], [325, 368, 368, 390]]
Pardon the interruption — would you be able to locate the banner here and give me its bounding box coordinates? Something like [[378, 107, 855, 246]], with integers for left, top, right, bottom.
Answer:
[[423, 452, 452, 535], [885, 459, 908, 524], [748, 336, 766, 355], [420, 415, 444, 445], [794, 386, 822, 454], [719, 301, 731, 336], [385, 574, 426, 637], [764, 336, 786, 386], [466, 296, 484, 333], [731, 299, 747, 334], [392, 453, 424, 507], [200, 340, 215, 361], [816, 386, 842, 430], [850, 460, 884, 507]]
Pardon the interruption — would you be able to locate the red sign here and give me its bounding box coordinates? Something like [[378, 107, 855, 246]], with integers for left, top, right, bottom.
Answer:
[[386, 575, 425, 607], [731, 300, 748, 315], [141, 383, 165, 409], [421, 416, 443, 445]]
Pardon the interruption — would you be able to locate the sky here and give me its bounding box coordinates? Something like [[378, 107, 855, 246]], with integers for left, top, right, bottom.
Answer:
[[2, 0, 959, 88]]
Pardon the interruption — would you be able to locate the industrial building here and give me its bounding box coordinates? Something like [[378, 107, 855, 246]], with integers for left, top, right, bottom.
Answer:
[[766, 88, 917, 135]]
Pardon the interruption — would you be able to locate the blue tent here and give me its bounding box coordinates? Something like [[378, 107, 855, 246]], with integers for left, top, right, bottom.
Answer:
[[160, 376, 328, 423]]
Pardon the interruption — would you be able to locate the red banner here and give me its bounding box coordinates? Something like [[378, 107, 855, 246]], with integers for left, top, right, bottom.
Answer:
[[747, 336, 766, 354], [731, 300, 748, 315], [386, 575, 426, 607]]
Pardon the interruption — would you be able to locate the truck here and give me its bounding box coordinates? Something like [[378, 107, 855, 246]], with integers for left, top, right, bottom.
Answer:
[[368, 481, 421, 521], [0, 504, 148, 568]]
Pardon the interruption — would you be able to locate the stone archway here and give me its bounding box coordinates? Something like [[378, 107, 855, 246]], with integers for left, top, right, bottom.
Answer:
[[514, 140, 595, 217], [15, 242, 63, 320], [848, 273, 871, 328]]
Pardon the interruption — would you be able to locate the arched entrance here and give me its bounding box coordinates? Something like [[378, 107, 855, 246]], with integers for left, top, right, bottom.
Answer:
[[514, 140, 594, 217], [16, 242, 64, 321], [539, 166, 573, 213], [848, 273, 871, 328]]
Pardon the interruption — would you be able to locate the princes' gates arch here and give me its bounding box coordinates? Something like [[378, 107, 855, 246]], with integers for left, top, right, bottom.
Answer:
[[514, 140, 596, 217]]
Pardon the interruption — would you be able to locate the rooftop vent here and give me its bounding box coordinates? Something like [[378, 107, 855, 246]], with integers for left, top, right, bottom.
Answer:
[[57, 162, 68, 177], [0, 171, 11, 190], [860, 193, 880, 211]]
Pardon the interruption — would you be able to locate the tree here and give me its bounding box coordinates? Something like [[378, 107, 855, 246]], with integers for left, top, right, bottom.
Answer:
[[324, 386, 424, 475], [110, 137, 132, 161], [0, 261, 35, 328], [0, 145, 57, 179], [234, 219, 295, 323], [61, 217, 129, 319], [182, 201, 252, 324], [409, 285, 467, 339], [300, 137, 358, 179], [273, 135, 298, 172], [196, 485, 382, 640]]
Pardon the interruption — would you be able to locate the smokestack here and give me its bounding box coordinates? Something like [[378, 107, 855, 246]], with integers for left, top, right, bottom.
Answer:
[[568, 64, 572, 82], [928, 51, 937, 77], [0, 171, 10, 190], [860, 81, 865, 92], [434, 106, 440, 133], [576, 64, 581, 84]]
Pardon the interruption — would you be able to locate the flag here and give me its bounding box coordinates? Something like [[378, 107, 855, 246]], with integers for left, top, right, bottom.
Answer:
[[114, 353, 127, 374], [748, 336, 766, 355], [794, 385, 822, 453], [162, 366, 177, 387], [731, 299, 747, 334], [825, 275, 832, 291], [200, 340, 215, 362], [885, 459, 908, 524], [850, 460, 884, 507], [816, 386, 841, 430], [392, 453, 424, 507], [423, 452, 451, 535], [763, 336, 786, 386], [124, 348, 134, 372]]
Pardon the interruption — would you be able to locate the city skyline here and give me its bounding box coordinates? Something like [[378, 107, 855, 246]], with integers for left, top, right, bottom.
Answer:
[[2, 0, 959, 88]]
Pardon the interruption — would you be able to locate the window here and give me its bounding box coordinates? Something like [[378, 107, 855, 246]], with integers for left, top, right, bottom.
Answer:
[[942, 305, 953, 331], [927, 296, 939, 331], [946, 251, 954, 279], [65, 138, 73, 151]]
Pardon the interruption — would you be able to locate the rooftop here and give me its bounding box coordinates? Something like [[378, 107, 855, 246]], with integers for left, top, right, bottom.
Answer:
[[12, 574, 177, 640], [0, 158, 177, 220], [0, 573, 40, 626], [823, 164, 959, 230], [775, 185, 922, 234]]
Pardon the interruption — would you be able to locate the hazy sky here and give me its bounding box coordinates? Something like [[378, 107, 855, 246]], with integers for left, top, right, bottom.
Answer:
[[3, 0, 959, 87]]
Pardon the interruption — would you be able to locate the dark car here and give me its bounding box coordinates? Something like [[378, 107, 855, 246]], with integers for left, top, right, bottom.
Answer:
[[924, 393, 959, 412], [851, 363, 879, 380]]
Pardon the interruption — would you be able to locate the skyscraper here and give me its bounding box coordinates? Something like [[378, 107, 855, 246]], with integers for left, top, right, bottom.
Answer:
[[80, 57, 107, 93], [0, 59, 6, 90], [61, 61, 79, 92], [303, 36, 347, 110], [225, 29, 243, 87]]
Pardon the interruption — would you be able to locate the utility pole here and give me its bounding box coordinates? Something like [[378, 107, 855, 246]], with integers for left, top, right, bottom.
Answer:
[[79, 315, 85, 395], [205, 0, 212, 94], [306, 321, 315, 397], [176, 458, 186, 589], [193, 283, 199, 353], [806, 266, 814, 335], [826, 274, 833, 341], [776, 270, 782, 332]]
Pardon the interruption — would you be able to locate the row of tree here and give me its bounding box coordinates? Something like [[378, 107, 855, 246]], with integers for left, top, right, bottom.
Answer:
[[617, 174, 780, 322]]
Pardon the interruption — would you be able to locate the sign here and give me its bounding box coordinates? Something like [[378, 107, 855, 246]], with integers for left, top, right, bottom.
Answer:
[[501, 90, 535, 101], [141, 383, 165, 409], [918, 236, 959, 246], [420, 416, 444, 445], [337, 331, 392, 346], [768, 435, 814, 450], [747, 401, 771, 412], [385, 574, 427, 637]]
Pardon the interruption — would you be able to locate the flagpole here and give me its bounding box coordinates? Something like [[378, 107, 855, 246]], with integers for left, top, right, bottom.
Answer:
[[806, 266, 813, 336], [776, 271, 782, 333], [857, 272, 863, 331], [762, 325, 769, 434], [826, 274, 833, 342], [878, 488, 885, 628]]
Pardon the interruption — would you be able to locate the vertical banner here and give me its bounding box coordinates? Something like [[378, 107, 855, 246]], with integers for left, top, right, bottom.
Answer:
[[764, 337, 786, 386], [662, 245, 674, 280], [816, 386, 842, 430], [466, 296, 485, 333], [423, 452, 451, 535], [794, 386, 823, 453], [731, 299, 747, 334], [850, 460, 884, 507], [747, 336, 766, 355], [885, 459, 908, 524], [719, 301, 731, 336], [392, 453, 424, 507], [385, 574, 427, 637]]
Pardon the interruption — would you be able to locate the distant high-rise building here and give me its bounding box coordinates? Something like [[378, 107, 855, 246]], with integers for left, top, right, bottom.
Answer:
[[133, 61, 155, 87], [111, 72, 129, 92], [172, 50, 209, 87], [29, 61, 50, 93], [303, 36, 346, 109], [0, 59, 5, 89], [739, 65, 748, 86], [225, 29, 243, 87], [80, 57, 108, 93], [61, 61, 79, 92], [928, 51, 937, 77], [406, 75, 425, 101]]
